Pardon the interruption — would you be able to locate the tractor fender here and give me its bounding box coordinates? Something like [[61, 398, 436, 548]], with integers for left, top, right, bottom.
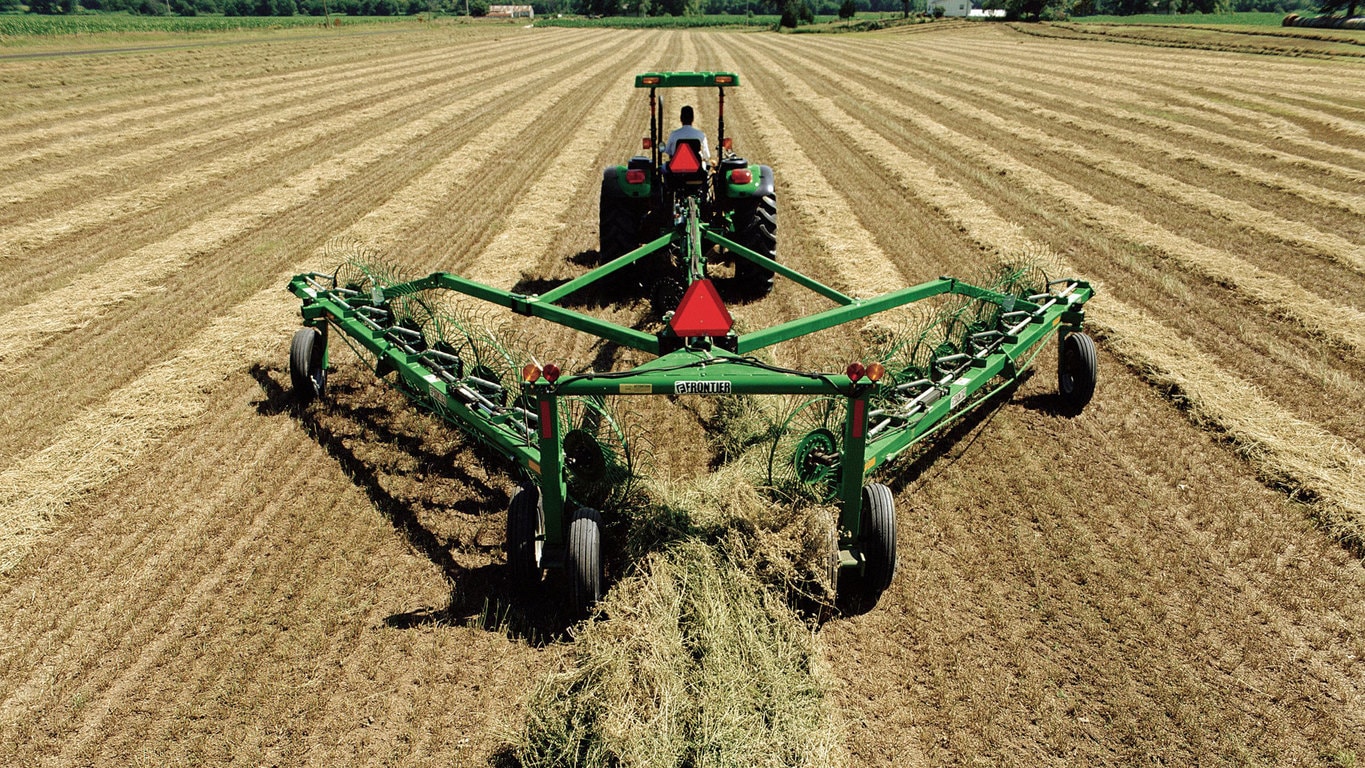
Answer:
[[721, 164, 774, 201], [601, 166, 629, 199], [602, 162, 652, 200], [755, 164, 775, 199]]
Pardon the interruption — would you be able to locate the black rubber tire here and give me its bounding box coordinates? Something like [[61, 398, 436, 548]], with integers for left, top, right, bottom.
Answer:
[[650, 276, 686, 319], [506, 486, 544, 591], [860, 483, 897, 599], [289, 326, 326, 403], [1057, 331, 1098, 410], [567, 507, 604, 617], [730, 194, 777, 297], [599, 181, 643, 264]]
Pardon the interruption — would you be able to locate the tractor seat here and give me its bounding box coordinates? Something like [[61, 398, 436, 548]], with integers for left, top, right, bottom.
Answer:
[[666, 138, 708, 191]]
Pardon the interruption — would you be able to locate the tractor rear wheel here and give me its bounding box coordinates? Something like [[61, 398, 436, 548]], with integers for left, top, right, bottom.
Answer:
[[731, 194, 777, 297], [599, 183, 643, 264], [1057, 331, 1098, 410], [860, 483, 897, 599], [567, 507, 604, 617], [506, 486, 544, 592], [289, 326, 327, 403]]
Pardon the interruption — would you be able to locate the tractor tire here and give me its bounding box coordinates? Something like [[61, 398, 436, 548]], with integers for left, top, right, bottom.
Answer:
[[860, 482, 897, 599], [506, 486, 544, 592], [731, 194, 777, 297], [1057, 331, 1098, 410], [567, 507, 604, 617], [599, 183, 643, 264], [289, 326, 327, 403]]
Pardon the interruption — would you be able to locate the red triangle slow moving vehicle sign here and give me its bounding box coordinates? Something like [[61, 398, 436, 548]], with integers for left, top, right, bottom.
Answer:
[[670, 141, 701, 174], [670, 279, 733, 337]]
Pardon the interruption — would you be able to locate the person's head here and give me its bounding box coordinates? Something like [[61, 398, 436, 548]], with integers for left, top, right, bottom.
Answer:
[[680, 105, 694, 126]]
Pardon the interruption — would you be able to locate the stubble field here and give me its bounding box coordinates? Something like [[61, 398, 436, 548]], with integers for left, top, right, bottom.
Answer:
[[1, 20, 1364, 766]]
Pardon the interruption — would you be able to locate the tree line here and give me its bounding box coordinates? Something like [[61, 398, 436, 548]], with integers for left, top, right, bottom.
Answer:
[[3, 0, 1341, 23]]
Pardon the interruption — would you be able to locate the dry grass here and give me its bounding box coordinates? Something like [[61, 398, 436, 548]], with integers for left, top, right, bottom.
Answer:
[[515, 540, 841, 768], [2, 23, 1365, 767], [738, 31, 1365, 547]]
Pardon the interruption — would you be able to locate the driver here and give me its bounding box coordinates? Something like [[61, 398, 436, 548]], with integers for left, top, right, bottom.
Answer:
[[665, 105, 711, 164]]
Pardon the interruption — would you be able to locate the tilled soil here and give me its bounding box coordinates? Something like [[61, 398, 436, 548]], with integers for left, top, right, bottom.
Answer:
[[1, 22, 1363, 766]]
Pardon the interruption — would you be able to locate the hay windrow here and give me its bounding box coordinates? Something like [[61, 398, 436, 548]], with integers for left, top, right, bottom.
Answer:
[[0, 34, 630, 367], [514, 541, 842, 768], [514, 391, 847, 766], [740, 34, 1365, 548]]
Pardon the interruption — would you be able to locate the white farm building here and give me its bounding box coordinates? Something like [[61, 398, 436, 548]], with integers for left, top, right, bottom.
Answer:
[[487, 4, 534, 16], [928, 0, 970, 15]]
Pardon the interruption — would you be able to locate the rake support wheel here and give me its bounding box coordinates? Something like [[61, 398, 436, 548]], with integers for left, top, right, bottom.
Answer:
[[1057, 331, 1098, 410], [506, 486, 544, 592], [860, 482, 897, 600], [290, 326, 327, 403], [567, 507, 604, 617]]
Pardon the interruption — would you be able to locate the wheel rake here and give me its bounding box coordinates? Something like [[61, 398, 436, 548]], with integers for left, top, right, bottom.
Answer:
[[284, 78, 1096, 620], [288, 250, 1095, 619]]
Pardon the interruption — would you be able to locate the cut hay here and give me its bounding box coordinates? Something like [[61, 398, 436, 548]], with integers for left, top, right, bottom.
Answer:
[[741, 36, 1365, 549], [514, 405, 845, 766], [513, 540, 842, 768], [625, 458, 841, 607]]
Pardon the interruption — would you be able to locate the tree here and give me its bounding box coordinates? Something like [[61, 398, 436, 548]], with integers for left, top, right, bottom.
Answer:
[[1002, 0, 1047, 18], [779, 0, 799, 23], [1318, 0, 1359, 15], [838, 0, 855, 15]]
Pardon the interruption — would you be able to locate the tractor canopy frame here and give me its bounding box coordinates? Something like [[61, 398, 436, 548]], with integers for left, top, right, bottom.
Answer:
[[636, 70, 738, 174]]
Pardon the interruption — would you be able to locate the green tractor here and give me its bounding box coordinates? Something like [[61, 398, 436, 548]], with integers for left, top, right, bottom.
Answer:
[[599, 71, 777, 303]]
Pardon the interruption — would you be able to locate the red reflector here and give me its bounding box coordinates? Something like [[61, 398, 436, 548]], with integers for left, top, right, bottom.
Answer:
[[670, 141, 701, 174], [669, 279, 733, 337], [846, 362, 865, 382], [642, 137, 652, 149], [722, 137, 733, 150], [539, 400, 553, 439], [852, 399, 866, 439], [729, 168, 752, 185], [625, 169, 647, 184]]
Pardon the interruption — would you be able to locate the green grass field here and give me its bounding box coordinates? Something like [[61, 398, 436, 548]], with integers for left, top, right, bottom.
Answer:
[[534, 13, 843, 28], [0, 12, 411, 39], [1070, 11, 1292, 24]]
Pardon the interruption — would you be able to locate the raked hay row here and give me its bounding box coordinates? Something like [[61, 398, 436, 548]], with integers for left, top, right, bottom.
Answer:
[[1, 20, 1364, 766]]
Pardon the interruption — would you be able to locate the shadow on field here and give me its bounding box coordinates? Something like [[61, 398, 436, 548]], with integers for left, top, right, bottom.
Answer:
[[883, 372, 1037, 496], [251, 362, 576, 644]]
